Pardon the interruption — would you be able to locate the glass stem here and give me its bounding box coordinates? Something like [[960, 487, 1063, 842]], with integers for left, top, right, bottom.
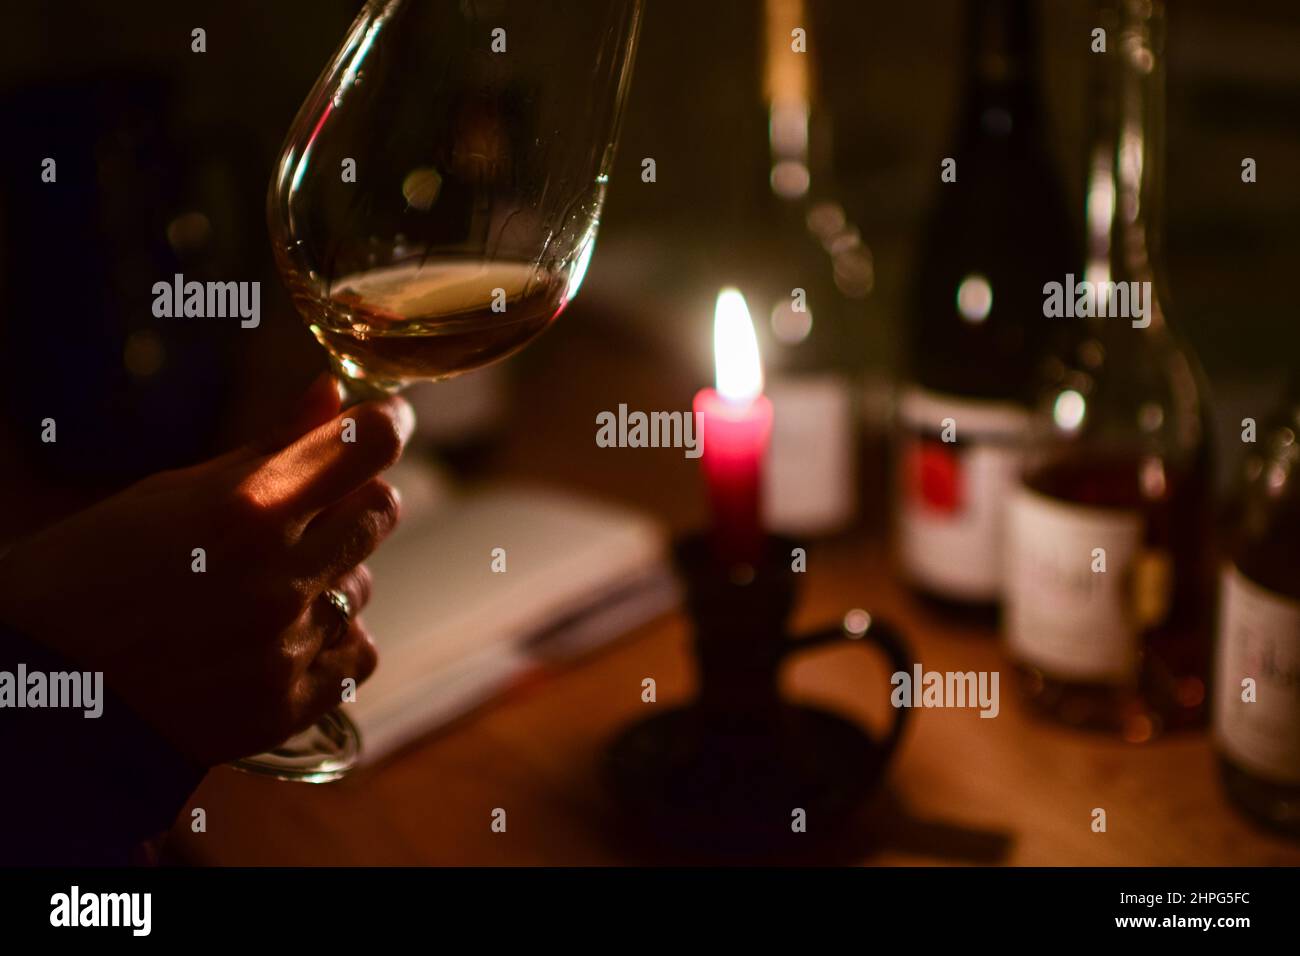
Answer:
[[330, 357, 401, 408]]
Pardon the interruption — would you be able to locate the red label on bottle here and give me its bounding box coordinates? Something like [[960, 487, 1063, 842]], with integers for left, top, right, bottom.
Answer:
[[911, 439, 963, 515], [895, 385, 1028, 602]]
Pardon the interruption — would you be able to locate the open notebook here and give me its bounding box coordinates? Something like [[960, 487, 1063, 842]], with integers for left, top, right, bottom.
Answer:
[[349, 466, 676, 764]]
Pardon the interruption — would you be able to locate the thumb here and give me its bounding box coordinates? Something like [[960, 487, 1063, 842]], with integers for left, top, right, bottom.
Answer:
[[251, 372, 341, 456]]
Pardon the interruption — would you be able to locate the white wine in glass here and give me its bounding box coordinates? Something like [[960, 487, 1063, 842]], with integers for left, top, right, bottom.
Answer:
[[289, 258, 572, 392]]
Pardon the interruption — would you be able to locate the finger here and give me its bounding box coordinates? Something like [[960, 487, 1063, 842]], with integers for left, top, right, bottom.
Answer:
[[298, 620, 378, 716], [293, 478, 401, 586], [259, 396, 414, 518], [160, 373, 342, 483], [277, 579, 369, 679], [313, 619, 378, 684], [251, 372, 341, 456]]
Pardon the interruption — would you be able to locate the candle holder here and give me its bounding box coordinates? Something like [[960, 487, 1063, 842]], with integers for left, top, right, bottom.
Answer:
[[603, 531, 914, 859]]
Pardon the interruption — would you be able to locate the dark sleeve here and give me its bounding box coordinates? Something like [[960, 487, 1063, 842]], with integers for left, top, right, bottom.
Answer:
[[0, 621, 207, 865]]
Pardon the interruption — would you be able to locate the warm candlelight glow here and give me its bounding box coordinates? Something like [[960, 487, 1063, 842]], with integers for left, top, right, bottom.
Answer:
[[697, 287, 773, 566], [713, 288, 763, 404]]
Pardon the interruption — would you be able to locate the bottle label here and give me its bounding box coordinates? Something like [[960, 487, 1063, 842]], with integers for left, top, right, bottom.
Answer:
[[763, 373, 857, 535], [895, 385, 1027, 601], [1214, 565, 1300, 785], [1004, 486, 1143, 683]]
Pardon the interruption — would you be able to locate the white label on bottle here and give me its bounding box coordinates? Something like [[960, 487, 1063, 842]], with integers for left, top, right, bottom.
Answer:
[[763, 373, 856, 535], [1214, 565, 1300, 785], [1004, 486, 1143, 683], [895, 385, 1027, 601]]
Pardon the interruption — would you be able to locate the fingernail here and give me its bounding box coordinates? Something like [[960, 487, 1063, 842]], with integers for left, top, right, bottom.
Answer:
[[393, 396, 416, 443]]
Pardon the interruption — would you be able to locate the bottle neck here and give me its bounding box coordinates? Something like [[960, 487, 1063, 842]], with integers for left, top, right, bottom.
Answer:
[[1088, 0, 1167, 294], [960, 0, 1040, 121]]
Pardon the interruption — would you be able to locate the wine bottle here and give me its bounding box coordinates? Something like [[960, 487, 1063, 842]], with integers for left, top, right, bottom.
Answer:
[[895, 0, 1077, 610], [756, 0, 868, 538], [1216, 378, 1300, 835], [1003, 0, 1213, 738]]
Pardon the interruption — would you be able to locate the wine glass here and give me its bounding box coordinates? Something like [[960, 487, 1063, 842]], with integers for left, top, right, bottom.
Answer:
[[238, 0, 643, 782]]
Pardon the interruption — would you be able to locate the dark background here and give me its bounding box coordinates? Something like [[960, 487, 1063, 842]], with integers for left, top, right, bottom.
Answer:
[[1, 0, 1298, 530]]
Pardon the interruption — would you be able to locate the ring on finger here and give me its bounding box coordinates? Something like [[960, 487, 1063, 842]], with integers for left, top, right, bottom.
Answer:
[[318, 587, 353, 648]]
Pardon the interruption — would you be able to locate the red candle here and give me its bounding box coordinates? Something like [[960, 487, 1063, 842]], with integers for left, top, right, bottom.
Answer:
[[693, 288, 773, 567]]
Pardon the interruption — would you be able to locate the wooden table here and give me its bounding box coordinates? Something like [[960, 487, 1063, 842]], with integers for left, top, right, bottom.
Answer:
[[169, 322, 1300, 866]]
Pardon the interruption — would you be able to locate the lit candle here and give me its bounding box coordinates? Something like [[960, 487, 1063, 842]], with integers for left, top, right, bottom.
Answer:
[[693, 288, 774, 567]]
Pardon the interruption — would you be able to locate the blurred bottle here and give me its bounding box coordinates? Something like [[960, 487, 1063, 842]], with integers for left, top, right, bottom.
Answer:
[[1215, 377, 1300, 836], [402, 366, 508, 475], [1004, 0, 1213, 738], [0, 75, 257, 490], [756, 0, 871, 539], [895, 0, 1077, 612]]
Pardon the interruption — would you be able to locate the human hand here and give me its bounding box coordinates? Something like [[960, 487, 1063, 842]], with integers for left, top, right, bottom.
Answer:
[[0, 375, 412, 767]]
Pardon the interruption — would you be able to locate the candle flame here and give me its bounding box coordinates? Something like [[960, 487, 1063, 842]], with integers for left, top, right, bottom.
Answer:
[[714, 287, 763, 403]]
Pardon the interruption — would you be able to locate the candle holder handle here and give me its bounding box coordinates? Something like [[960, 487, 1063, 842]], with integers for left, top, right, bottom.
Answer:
[[785, 613, 914, 763]]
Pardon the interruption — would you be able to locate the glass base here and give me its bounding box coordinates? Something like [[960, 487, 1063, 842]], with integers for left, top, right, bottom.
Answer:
[[1011, 663, 1205, 740], [232, 708, 361, 783]]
